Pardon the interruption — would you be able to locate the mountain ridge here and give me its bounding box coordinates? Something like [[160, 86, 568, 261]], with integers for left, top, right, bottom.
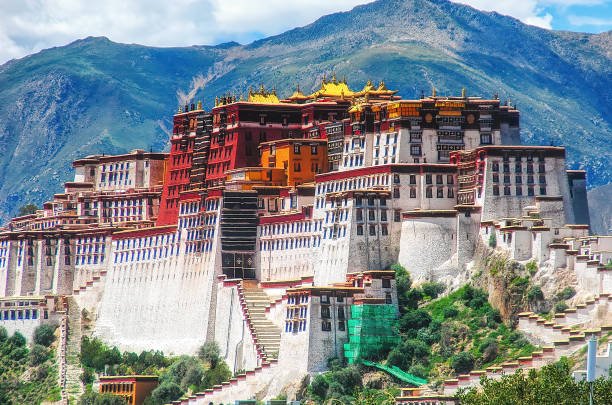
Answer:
[[0, 0, 610, 222]]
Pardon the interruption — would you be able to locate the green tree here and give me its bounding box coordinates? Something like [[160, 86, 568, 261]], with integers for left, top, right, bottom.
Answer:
[[458, 359, 612, 404], [197, 341, 221, 368], [29, 344, 49, 366], [451, 352, 475, 374], [33, 324, 57, 347], [8, 331, 26, 347], [148, 381, 182, 405], [80, 391, 130, 405], [421, 282, 445, 300], [18, 203, 39, 216]]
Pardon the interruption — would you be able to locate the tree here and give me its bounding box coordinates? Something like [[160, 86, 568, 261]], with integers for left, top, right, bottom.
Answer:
[[8, 331, 26, 347], [387, 339, 430, 371], [18, 203, 38, 216], [451, 352, 475, 374], [29, 344, 49, 366], [148, 381, 182, 405], [80, 391, 130, 405], [458, 359, 612, 404], [0, 326, 7, 343], [421, 282, 445, 300], [197, 341, 221, 368], [33, 323, 57, 347]]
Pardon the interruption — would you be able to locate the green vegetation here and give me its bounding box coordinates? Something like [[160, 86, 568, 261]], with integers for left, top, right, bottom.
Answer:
[[0, 325, 61, 404], [17, 203, 39, 216], [458, 358, 612, 404], [79, 391, 127, 405], [525, 260, 538, 276], [80, 337, 231, 404]]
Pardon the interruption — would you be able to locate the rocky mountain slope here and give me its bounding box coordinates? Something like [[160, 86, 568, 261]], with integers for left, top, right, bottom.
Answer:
[[0, 0, 610, 221]]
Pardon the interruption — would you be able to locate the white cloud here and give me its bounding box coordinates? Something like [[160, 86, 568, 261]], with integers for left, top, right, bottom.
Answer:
[[451, 0, 554, 29], [568, 15, 612, 26], [0, 0, 370, 64]]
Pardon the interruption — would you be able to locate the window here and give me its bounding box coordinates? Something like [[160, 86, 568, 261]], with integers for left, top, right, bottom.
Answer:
[[368, 210, 375, 221], [409, 175, 416, 185], [357, 225, 364, 235], [516, 186, 523, 196], [480, 133, 492, 145], [260, 115, 266, 125], [538, 163, 545, 173], [410, 188, 417, 198], [447, 187, 455, 198], [426, 187, 433, 198], [493, 185, 500, 196], [356, 209, 363, 221], [322, 321, 332, 332], [294, 162, 301, 172], [493, 173, 499, 183], [503, 163, 510, 173], [504, 175, 510, 184], [381, 224, 388, 235], [321, 306, 331, 318], [492, 162, 499, 172], [394, 210, 401, 222], [385, 293, 392, 304], [369, 225, 376, 236], [380, 210, 387, 221], [393, 188, 400, 198], [540, 187, 547, 195], [380, 198, 387, 207], [410, 145, 421, 156], [528, 187, 535, 196], [504, 186, 511, 196], [321, 295, 329, 304], [437, 187, 444, 198], [425, 174, 432, 184], [338, 307, 345, 319], [294, 144, 301, 154], [338, 321, 346, 331], [382, 278, 391, 288], [539, 175, 546, 184], [311, 145, 318, 155], [436, 175, 443, 184], [447, 175, 454, 184], [515, 163, 522, 173], [516, 175, 522, 184], [355, 197, 363, 207], [394, 174, 401, 184]]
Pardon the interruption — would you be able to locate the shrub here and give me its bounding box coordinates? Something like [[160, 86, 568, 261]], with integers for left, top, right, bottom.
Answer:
[[34, 324, 57, 347], [421, 282, 446, 300], [148, 381, 183, 405], [554, 302, 569, 313], [527, 285, 544, 302], [525, 260, 538, 275], [488, 232, 497, 248], [8, 331, 26, 347], [197, 341, 221, 368], [387, 339, 430, 371], [0, 326, 7, 343], [310, 374, 329, 399], [202, 361, 231, 389], [556, 287, 576, 301], [442, 306, 459, 319], [80, 392, 128, 405], [408, 364, 428, 379], [81, 367, 95, 384], [29, 344, 49, 366], [451, 352, 475, 374], [399, 309, 431, 335], [478, 339, 499, 363]]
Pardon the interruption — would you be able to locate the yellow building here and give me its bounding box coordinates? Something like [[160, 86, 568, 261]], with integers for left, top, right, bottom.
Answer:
[[225, 167, 287, 190], [98, 375, 158, 405], [259, 139, 328, 186]]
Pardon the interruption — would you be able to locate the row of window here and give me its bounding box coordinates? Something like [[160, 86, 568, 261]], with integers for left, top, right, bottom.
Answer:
[[0, 309, 43, 321], [492, 185, 547, 196], [492, 174, 546, 184], [260, 220, 323, 236], [260, 237, 322, 251], [114, 234, 177, 250], [356, 224, 389, 236], [492, 162, 546, 173]]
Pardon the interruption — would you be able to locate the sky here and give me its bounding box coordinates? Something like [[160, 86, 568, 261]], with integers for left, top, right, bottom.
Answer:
[[0, 0, 610, 65]]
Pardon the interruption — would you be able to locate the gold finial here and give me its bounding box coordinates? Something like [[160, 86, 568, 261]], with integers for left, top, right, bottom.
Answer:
[[432, 86, 437, 97], [248, 86, 253, 97], [341, 89, 344, 100], [178, 106, 182, 113], [296, 83, 301, 93], [239, 93, 244, 101], [259, 84, 265, 93], [366, 79, 373, 87], [322, 73, 327, 84], [378, 80, 386, 90], [461, 88, 466, 98], [197, 100, 202, 110], [342, 75, 347, 84], [332, 72, 337, 83]]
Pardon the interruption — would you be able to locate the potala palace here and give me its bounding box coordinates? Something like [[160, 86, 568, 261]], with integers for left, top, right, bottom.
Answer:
[[0, 78, 609, 404]]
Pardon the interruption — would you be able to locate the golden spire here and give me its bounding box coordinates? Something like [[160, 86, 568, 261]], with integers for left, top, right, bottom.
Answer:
[[322, 73, 327, 84], [178, 106, 183, 113], [197, 100, 202, 110], [432, 86, 437, 97], [332, 72, 337, 84], [461, 87, 466, 98], [239, 93, 244, 102]]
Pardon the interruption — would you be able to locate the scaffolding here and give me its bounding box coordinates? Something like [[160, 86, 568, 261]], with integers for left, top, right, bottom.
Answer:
[[343, 304, 400, 364]]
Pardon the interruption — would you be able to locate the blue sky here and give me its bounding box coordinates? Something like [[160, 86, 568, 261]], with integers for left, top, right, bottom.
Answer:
[[0, 0, 610, 64]]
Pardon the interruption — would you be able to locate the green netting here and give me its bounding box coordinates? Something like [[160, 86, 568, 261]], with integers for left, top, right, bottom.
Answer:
[[343, 304, 400, 363]]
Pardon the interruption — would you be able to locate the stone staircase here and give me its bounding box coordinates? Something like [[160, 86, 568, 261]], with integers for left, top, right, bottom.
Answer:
[[56, 300, 69, 405], [64, 296, 84, 404], [72, 270, 107, 296], [238, 281, 281, 361]]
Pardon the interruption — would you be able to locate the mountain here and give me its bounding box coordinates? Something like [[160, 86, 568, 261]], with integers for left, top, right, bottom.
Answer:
[[0, 0, 610, 221], [588, 184, 612, 235]]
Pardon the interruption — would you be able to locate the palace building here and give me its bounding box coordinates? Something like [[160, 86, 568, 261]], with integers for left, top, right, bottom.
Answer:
[[0, 76, 603, 404]]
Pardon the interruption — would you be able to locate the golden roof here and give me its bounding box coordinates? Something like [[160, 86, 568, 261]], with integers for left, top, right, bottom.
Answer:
[[286, 84, 309, 101], [309, 74, 355, 99], [248, 85, 280, 104]]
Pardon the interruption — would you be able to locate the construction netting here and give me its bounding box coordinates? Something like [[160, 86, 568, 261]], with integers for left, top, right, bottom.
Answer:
[[343, 304, 400, 364]]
